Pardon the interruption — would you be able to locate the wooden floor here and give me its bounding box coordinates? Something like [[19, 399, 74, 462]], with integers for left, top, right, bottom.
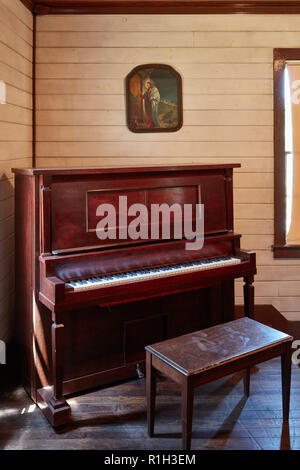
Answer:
[[1, 357, 300, 450]]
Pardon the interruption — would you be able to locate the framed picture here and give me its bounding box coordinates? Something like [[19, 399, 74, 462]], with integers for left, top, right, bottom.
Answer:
[[126, 64, 183, 133]]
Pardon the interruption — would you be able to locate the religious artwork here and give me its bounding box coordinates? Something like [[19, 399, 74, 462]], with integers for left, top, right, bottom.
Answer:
[[126, 64, 183, 133]]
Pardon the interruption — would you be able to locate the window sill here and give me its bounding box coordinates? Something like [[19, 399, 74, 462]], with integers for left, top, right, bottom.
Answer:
[[273, 244, 300, 258]]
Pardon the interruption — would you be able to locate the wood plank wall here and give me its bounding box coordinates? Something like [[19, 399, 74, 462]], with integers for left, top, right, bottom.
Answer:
[[0, 0, 32, 343], [35, 14, 300, 321]]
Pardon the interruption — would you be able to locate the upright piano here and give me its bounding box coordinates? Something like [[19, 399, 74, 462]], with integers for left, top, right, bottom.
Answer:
[[13, 164, 256, 427]]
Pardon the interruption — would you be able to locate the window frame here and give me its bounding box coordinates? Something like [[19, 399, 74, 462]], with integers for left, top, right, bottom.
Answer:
[[273, 48, 300, 258]]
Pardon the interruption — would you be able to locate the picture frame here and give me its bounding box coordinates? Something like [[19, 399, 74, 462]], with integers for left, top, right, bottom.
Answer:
[[126, 63, 183, 133]]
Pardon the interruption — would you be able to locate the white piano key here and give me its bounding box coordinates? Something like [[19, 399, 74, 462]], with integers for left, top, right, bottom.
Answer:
[[66, 256, 241, 293]]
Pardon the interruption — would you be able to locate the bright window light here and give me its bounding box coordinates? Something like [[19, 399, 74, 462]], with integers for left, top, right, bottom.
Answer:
[[284, 67, 294, 235], [0, 81, 6, 104]]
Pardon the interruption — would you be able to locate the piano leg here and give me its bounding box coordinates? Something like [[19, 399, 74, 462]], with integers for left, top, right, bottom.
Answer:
[[37, 322, 71, 427], [243, 275, 255, 319], [243, 275, 254, 399]]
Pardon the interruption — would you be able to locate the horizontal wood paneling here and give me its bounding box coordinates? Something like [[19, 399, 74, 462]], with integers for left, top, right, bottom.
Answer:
[[256, 251, 300, 266], [256, 266, 300, 281], [35, 157, 274, 173], [1, 105, 32, 125], [235, 219, 273, 234], [6, 85, 32, 109], [194, 31, 300, 48], [35, 79, 272, 96], [2, 0, 32, 28], [235, 204, 273, 220], [36, 63, 272, 79], [35, 141, 273, 157], [0, 142, 32, 160], [36, 47, 273, 64], [35, 14, 300, 32], [233, 173, 273, 188], [0, 2, 32, 45], [234, 188, 273, 203], [36, 96, 273, 113], [0, 0, 32, 343], [241, 235, 273, 250], [0, 18, 32, 61], [0, 43, 32, 77], [0, 123, 32, 141], [0, 63, 32, 94], [36, 13, 300, 320], [35, 110, 273, 127], [36, 31, 194, 48], [36, 125, 272, 142]]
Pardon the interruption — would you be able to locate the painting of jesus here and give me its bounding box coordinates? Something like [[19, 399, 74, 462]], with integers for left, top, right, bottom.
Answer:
[[126, 64, 183, 133]]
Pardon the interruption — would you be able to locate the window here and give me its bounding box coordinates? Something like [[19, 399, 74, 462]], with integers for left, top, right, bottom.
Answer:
[[274, 49, 300, 257]]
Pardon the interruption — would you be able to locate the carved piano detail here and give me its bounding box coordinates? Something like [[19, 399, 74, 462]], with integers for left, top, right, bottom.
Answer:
[[13, 164, 256, 427]]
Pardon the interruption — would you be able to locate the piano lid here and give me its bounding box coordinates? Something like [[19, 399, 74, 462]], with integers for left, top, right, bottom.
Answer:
[[12, 163, 241, 177]]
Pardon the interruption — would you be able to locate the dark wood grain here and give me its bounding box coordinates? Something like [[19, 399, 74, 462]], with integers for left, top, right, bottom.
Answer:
[[146, 317, 293, 449], [13, 164, 256, 428], [243, 274, 255, 318], [181, 379, 194, 450], [50, 173, 229, 253], [20, 0, 300, 15], [20, 0, 34, 12], [281, 342, 292, 422], [12, 164, 241, 177], [14, 174, 35, 399], [146, 317, 292, 376], [146, 350, 157, 437], [1, 354, 299, 450], [51, 323, 64, 401], [243, 369, 250, 397]]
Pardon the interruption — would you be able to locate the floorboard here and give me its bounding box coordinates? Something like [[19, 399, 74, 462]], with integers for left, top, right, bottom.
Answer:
[[1, 357, 300, 450]]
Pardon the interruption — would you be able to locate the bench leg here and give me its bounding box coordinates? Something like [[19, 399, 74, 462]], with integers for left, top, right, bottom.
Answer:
[[146, 351, 157, 437], [243, 275, 255, 319], [281, 343, 292, 422], [243, 368, 250, 397], [243, 276, 254, 398], [181, 380, 194, 450]]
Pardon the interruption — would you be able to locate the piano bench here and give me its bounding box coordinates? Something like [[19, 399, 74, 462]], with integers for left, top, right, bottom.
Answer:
[[145, 317, 293, 450]]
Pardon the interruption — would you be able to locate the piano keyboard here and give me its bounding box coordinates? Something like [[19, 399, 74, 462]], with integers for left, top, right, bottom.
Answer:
[[67, 256, 241, 292]]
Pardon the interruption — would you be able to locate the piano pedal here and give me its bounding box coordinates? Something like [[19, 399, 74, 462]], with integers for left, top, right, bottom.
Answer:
[[136, 363, 144, 379]]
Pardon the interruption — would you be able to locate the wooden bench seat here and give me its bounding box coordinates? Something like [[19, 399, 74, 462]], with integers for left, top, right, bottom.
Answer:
[[145, 317, 293, 450]]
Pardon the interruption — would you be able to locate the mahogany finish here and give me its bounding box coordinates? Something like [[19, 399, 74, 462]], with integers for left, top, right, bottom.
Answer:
[[146, 317, 293, 450], [20, 0, 300, 15], [13, 164, 256, 427]]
